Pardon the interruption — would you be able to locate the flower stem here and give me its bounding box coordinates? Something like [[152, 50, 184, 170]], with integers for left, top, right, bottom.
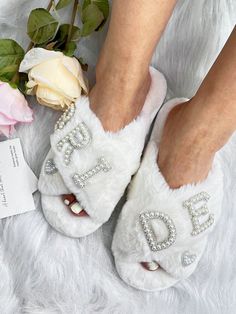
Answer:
[[11, 72, 19, 84], [46, 0, 54, 11], [67, 0, 79, 45], [26, 0, 54, 52]]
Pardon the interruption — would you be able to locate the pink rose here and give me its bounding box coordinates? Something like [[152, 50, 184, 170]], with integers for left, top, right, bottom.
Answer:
[[0, 81, 33, 137]]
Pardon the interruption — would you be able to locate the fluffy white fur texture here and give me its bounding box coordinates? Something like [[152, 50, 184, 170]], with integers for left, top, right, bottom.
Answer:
[[39, 68, 166, 237], [0, 0, 235, 313], [112, 99, 224, 291]]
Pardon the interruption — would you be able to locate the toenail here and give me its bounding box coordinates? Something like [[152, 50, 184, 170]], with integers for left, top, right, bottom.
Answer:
[[64, 199, 70, 205], [63, 194, 76, 205], [141, 261, 159, 271], [62, 194, 89, 217], [70, 202, 83, 215]]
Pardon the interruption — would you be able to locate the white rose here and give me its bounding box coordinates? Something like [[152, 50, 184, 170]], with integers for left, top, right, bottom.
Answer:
[[19, 48, 88, 110]]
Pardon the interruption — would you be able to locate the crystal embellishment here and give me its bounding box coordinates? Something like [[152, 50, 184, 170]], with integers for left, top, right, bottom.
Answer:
[[45, 159, 58, 175], [73, 157, 111, 188], [139, 211, 177, 251], [54, 104, 75, 131], [183, 192, 214, 236], [57, 122, 91, 165], [182, 251, 197, 267]]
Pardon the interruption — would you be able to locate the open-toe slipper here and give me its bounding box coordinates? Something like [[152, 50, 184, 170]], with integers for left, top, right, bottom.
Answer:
[[38, 67, 167, 238], [112, 98, 224, 291]]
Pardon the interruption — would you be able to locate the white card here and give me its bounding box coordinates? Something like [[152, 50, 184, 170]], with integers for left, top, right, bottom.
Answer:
[[26, 160, 38, 194], [0, 138, 38, 218]]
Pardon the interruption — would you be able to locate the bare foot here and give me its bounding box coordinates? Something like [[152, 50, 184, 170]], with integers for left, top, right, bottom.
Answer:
[[158, 99, 232, 189], [89, 69, 151, 132], [65, 68, 151, 215]]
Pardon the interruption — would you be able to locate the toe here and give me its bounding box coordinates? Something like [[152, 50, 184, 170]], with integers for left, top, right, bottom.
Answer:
[[62, 194, 89, 216], [141, 261, 159, 271]]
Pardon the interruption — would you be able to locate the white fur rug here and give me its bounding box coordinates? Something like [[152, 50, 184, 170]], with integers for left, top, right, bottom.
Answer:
[[0, 1, 236, 313]]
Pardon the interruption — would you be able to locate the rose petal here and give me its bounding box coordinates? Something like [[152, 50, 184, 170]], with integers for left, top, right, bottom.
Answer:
[[0, 112, 17, 125], [0, 82, 33, 122], [26, 80, 38, 89], [0, 125, 15, 137], [36, 86, 64, 104], [62, 56, 88, 94], [19, 48, 63, 73], [28, 58, 82, 100], [36, 86, 71, 110]]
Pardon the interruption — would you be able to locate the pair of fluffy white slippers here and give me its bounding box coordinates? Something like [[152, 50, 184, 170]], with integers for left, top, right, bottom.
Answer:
[[39, 67, 224, 291]]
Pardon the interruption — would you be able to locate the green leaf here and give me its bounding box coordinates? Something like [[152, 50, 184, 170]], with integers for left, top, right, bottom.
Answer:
[[57, 24, 80, 42], [81, 3, 104, 37], [0, 39, 24, 81], [0, 76, 9, 83], [8, 82, 18, 89], [63, 41, 77, 56], [56, 0, 73, 10], [0, 77, 18, 88], [93, 0, 109, 20], [52, 24, 80, 52], [69, 25, 81, 41], [82, 0, 109, 32], [82, 0, 109, 20], [82, 0, 91, 10], [0, 65, 19, 80], [27, 8, 59, 44]]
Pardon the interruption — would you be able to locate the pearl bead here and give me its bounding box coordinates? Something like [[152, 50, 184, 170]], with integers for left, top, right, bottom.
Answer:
[[55, 104, 76, 131], [45, 159, 58, 175], [139, 211, 177, 252], [73, 157, 112, 188], [56, 122, 91, 165], [182, 251, 197, 267], [183, 192, 214, 236]]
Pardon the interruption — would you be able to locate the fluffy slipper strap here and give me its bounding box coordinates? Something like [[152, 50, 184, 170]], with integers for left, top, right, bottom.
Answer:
[[112, 98, 224, 275], [40, 68, 167, 224]]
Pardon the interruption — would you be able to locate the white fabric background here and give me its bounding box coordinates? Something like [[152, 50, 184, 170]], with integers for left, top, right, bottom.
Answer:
[[0, 0, 236, 313]]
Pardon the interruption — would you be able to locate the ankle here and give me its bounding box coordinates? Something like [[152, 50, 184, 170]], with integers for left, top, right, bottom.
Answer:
[[91, 70, 151, 108], [95, 61, 150, 97], [186, 97, 235, 151], [89, 65, 151, 131], [157, 102, 216, 188], [96, 41, 150, 81]]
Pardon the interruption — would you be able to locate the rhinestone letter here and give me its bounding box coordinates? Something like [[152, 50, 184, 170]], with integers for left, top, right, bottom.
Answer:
[[139, 211, 177, 252], [45, 159, 58, 175], [73, 157, 111, 188], [57, 122, 91, 165], [183, 192, 214, 236], [181, 251, 197, 267], [54, 105, 75, 131]]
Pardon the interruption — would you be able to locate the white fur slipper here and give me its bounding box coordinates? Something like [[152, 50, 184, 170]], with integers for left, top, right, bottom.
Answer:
[[112, 98, 224, 291], [38, 67, 167, 237]]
